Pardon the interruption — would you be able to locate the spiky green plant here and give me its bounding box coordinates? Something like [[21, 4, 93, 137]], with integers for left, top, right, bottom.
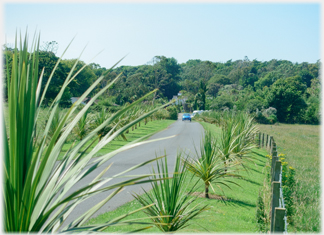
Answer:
[[3, 32, 174, 233], [133, 153, 209, 232], [185, 131, 241, 198], [219, 113, 258, 169], [74, 110, 89, 140]]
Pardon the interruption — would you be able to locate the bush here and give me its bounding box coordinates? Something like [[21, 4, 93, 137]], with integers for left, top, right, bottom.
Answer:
[[167, 105, 178, 120], [254, 107, 278, 124], [153, 108, 169, 120]]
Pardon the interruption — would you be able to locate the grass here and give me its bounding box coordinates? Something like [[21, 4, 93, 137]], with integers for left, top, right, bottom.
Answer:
[[257, 123, 320, 232], [3, 104, 175, 160], [86, 121, 269, 233], [59, 119, 175, 159]]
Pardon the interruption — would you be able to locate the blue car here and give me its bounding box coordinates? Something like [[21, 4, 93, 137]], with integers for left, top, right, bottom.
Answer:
[[182, 113, 191, 122]]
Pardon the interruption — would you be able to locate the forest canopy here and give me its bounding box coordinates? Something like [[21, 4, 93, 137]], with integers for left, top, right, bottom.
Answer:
[[2, 46, 320, 124]]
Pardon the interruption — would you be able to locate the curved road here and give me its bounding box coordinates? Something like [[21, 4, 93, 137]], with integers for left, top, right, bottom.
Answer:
[[63, 116, 204, 227]]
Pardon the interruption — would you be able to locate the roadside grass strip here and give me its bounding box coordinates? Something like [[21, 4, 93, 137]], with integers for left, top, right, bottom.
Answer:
[[86, 121, 269, 233], [59, 120, 176, 160]]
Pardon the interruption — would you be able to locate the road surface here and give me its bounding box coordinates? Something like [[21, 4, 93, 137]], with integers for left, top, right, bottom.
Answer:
[[62, 116, 204, 228]]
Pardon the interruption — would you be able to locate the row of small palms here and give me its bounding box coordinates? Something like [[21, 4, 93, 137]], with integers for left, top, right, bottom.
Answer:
[[46, 103, 154, 144], [132, 114, 258, 233]]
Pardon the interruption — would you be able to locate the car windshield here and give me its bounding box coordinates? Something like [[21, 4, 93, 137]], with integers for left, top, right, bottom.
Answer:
[[183, 113, 190, 116]]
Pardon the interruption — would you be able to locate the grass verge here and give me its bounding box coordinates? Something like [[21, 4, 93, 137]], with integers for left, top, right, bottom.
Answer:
[[59, 119, 176, 160], [86, 121, 269, 233]]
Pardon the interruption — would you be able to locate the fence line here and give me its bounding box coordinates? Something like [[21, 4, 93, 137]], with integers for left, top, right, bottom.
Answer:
[[258, 133, 287, 233]]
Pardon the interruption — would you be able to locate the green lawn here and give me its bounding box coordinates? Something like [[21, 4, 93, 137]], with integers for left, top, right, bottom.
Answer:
[[257, 123, 320, 232], [59, 119, 176, 160], [86, 121, 269, 233]]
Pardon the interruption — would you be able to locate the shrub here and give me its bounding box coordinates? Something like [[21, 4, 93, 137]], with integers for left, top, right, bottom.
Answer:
[[167, 105, 178, 120]]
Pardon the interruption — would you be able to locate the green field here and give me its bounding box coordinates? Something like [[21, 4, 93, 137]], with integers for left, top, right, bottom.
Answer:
[[258, 123, 320, 232], [86, 121, 269, 233]]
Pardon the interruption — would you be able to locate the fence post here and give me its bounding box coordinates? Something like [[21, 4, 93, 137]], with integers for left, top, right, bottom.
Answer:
[[273, 208, 286, 232], [273, 161, 281, 182], [271, 141, 276, 157], [266, 134, 269, 148], [258, 132, 261, 148], [271, 150, 278, 182], [262, 133, 264, 148], [270, 181, 280, 232], [269, 136, 273, 154]]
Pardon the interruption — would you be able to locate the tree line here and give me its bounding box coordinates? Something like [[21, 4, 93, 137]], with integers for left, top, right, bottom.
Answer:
[[2, 46, 320, 124]]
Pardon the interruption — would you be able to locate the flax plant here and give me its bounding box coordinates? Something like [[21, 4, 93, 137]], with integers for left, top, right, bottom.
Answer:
[[74, 110, 89, 140], [185, 131, 241, 198], [219, 113, 258, 171], [133, 153, 209, 232], [3, 32, 174, 233]]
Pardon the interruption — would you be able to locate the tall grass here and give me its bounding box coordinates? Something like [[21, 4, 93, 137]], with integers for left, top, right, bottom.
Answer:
[[3, 32, 174, 232]]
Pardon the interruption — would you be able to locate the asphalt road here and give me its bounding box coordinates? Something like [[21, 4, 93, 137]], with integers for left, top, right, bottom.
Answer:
[[62, 115, 204, 228]]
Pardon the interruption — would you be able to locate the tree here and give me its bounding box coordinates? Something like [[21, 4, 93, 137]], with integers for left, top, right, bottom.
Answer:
[[38, 51, 72, 106], [208, 74, 231, 86], [207, 83, 222, 98], [41, 41, 59, 54], [61, 59, 97, 97], [267, 76, 307, 123]]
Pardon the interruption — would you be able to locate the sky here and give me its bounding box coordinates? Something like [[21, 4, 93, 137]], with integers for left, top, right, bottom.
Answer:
[[2, 2, 321, 68]]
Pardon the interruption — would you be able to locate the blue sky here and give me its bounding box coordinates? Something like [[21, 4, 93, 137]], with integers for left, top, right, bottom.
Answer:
[[3, 3, 320, 68]]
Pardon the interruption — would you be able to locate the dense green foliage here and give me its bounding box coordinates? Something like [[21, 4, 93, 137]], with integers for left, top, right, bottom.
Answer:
[[3, 45, 320, 124]]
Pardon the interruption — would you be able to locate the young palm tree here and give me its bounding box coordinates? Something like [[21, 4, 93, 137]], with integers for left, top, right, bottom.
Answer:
[[185, 131, 241, 198], [133, 153, 209, 232], [3, 32, 174, 233]]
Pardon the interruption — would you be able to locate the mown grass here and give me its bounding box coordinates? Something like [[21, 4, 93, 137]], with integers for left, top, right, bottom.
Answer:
[[86, 122, 269, 233], [3, 104, 175, 160], [59, 119, 175, 160], [257, 123, 320, 232]]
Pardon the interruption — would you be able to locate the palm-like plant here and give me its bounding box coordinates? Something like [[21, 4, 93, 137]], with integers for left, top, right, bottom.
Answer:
[[133, 153, 209, 232], [185, 131, 241, 198], [3, 32, 174, 233], [219, 113, 258, 171], [74, 110, 89, 140]]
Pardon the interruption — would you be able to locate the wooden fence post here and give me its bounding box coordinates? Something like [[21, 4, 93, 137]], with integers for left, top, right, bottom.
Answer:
[[262, 133, 264, 148], [273, 161, 281, 182], [271, 141, 276, 157], [258, 132, 261, 148], [266, 134, 269, 148], [270, 181, 280, 232], [273, 208, 286, 232], [271, 150, 278, 182], [269, 136, 273, 154]]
